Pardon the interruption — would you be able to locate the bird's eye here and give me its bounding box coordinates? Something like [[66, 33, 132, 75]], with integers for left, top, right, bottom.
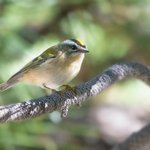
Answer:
[[71, 45, 77, 50]]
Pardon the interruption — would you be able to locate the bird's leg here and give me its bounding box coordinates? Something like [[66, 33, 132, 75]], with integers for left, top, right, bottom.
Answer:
[[42, 84, 69, 117], [43, 83, 58, 94]]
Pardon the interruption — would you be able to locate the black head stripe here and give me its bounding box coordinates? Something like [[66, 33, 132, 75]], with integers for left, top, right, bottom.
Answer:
[[70, 39, 86, 48]]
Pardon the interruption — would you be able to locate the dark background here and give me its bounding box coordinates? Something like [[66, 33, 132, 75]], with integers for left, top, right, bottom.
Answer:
[[0, 0, 150, 150]]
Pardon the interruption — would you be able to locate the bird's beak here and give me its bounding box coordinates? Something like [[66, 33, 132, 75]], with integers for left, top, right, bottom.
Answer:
[[80, 48, 89, 53]]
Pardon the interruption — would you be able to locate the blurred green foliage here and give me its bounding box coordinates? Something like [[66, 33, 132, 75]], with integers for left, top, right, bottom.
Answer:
[[0, 0, 150, 149]]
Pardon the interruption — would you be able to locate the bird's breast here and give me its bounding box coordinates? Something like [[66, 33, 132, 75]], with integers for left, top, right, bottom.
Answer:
[[23, 53, 85, 89]]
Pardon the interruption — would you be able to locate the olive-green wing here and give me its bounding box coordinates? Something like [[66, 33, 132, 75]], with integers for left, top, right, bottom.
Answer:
[[8, 47, 57, 81]]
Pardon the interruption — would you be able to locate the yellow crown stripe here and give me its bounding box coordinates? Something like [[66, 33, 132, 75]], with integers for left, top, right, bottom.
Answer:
[[76, 38, 85, 46], [70, 38, 86, 48]]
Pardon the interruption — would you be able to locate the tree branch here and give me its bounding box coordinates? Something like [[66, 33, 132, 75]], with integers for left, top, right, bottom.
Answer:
[[112, 123, 150, 150], [0, 62, 150, 123]]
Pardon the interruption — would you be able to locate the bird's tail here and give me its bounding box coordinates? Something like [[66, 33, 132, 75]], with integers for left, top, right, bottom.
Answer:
[[0, 82, 10, 91], [0, 71, 23, 92], [0, 75, 21, 92], [0, 82, 15, 92]]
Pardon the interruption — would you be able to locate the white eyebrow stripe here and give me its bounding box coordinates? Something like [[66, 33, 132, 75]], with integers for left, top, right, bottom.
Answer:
[[63, 40, 77, 46]]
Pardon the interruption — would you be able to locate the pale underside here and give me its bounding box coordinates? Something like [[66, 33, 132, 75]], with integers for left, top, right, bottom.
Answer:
[[22, 53, 85, 89]]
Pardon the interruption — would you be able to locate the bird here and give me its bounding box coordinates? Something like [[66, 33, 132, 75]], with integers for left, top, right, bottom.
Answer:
[[0, 39, 89, 92]]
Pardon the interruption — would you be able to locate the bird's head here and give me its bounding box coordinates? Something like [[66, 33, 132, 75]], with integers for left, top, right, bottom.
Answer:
[[57, 39, 89, 57]]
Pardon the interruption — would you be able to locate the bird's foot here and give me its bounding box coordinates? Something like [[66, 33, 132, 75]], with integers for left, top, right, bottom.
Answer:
[[60, 84, 76, 93], [60, 84, 81, 107]]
